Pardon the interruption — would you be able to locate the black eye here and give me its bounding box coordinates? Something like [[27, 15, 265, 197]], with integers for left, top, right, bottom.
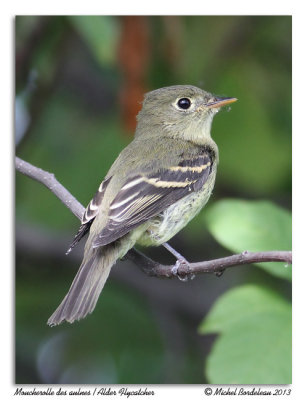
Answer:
[[177, 98, 191, 110]]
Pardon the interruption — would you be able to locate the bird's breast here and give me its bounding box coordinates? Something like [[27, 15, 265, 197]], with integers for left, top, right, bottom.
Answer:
[[136, 168, 216, 247]]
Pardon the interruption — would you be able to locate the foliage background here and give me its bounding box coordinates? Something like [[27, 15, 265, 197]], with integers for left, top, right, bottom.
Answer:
[[15, 16, 291, 384]]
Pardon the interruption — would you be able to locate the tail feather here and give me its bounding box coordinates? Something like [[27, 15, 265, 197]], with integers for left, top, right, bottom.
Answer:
[[47, 246, 116, 326]]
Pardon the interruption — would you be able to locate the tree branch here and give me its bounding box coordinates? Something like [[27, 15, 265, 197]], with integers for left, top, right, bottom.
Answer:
[[126, 248, 292, 278], [15, 156, 84, 220], [15, 156, 292, 278]]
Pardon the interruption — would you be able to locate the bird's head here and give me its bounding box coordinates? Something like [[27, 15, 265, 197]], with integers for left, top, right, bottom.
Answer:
[[136, 85, 237, 144]]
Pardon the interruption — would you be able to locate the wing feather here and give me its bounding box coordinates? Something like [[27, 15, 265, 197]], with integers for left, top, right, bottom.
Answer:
[[93, 150, 214, 248], [66, 176, 112, 254]]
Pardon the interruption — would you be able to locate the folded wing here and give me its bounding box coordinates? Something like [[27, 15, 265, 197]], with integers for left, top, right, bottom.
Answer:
[[92, 151, 213, 248]]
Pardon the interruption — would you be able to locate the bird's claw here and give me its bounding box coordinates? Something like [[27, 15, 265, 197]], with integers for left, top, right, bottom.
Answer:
[[171, 259, 195, 281]]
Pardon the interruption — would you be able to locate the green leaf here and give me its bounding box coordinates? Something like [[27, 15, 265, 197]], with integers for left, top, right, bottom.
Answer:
[[204, 199, 292, 280], [68, 16, 119, 67], [206, 314, 291, 384], [199, 284, 290, 334], [199, 285, 291, 384]]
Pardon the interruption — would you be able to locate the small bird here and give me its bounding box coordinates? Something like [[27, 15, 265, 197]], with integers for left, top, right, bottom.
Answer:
[[48, 85, 237, 326]]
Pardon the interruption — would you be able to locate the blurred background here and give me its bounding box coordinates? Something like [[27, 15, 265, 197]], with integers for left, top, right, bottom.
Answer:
[[15, 16, 291, 384]]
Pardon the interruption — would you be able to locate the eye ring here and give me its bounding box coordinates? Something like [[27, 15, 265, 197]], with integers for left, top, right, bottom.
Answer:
[[177, 98, 191, 110]]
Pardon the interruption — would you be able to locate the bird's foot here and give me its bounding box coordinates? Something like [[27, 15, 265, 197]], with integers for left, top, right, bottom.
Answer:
[[162, 242, 195, 281], [171, 257, 195, 282]]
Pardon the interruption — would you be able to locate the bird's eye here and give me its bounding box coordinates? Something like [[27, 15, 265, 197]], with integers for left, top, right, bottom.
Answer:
[[177, 98, 191, 110]]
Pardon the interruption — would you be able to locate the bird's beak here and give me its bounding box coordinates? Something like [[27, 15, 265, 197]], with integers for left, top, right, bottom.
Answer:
[[206, 97, 238, 109]]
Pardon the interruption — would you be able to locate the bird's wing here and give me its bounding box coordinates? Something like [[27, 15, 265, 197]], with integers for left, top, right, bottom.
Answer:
[[66, 176, 112, 254], [92, 150, 214, 248]]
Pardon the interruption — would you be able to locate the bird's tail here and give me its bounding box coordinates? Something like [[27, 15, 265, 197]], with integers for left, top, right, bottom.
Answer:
[[47, 244, 118, 326]]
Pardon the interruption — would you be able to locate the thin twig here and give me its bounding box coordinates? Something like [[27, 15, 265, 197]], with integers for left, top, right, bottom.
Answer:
[[15, 156, 84, 220], [126, 248, 292, 279], [15, 156, 292, 278]]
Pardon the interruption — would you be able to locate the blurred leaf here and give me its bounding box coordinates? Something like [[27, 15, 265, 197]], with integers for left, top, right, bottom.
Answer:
[[199, 285, 291, 384], [68, 16, 119, 67], [204, 199, 292, 280], [199, 284, 290, 334]]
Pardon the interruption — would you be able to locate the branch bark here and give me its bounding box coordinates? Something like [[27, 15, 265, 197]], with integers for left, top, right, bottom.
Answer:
[[126, 248, 292, 279], [15, 156, 292, 278], [15, 156, 84, 220]]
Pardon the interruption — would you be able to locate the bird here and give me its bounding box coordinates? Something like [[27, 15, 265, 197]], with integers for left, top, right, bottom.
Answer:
[[47, 85, 237, 326]]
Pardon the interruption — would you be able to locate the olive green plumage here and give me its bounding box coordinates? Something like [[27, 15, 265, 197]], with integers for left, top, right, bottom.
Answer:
[[48, 85, 236, 326]]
